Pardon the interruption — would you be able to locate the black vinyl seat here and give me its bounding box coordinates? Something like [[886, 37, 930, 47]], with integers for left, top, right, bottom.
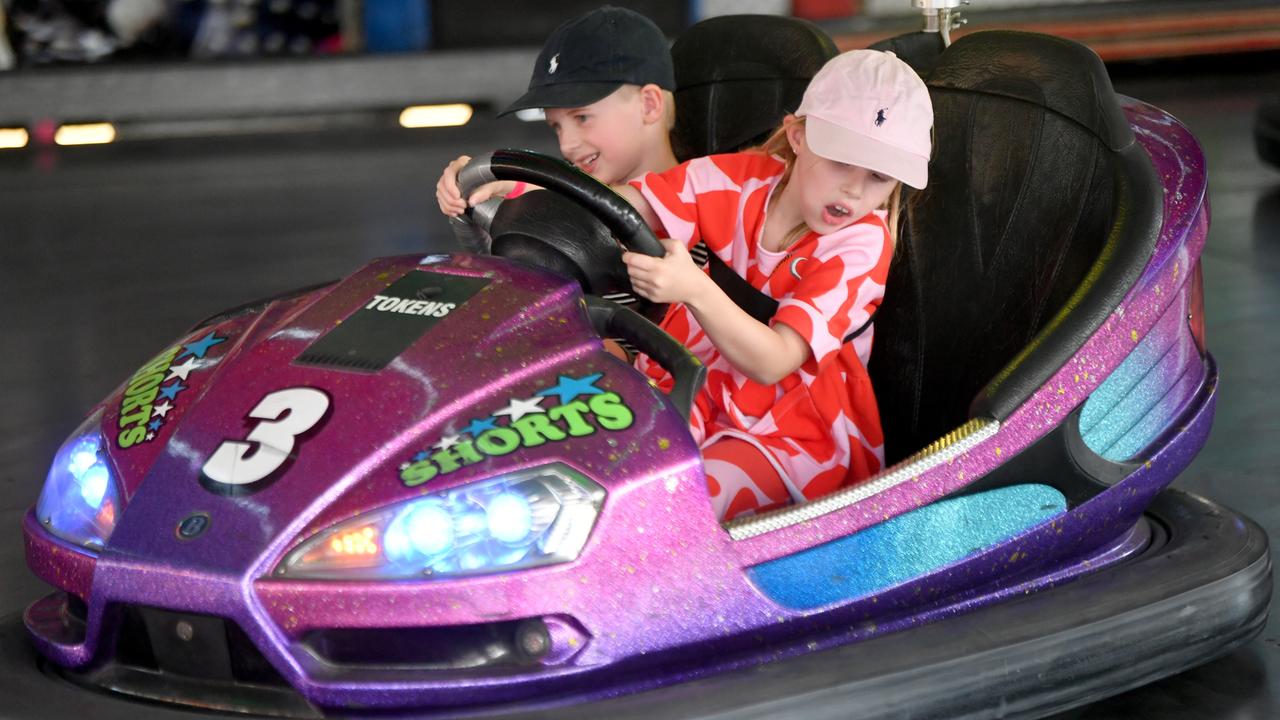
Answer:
[[868, 31, 1163, 465], [670, 14, 837, 159], [670, 23, 1162, 471]]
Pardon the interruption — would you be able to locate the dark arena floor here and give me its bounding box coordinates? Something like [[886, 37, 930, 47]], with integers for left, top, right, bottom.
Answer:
[[1, 53, 1278, 719]]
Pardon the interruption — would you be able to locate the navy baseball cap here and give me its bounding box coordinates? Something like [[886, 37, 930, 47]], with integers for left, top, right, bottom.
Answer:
[[499, 6, 675, 117]]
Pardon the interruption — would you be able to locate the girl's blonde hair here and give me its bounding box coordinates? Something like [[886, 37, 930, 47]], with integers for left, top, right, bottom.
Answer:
[[754, 116, 904, 249]]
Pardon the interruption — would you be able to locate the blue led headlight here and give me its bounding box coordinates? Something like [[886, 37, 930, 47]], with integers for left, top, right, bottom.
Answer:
[[35, 409, 123, 551], [276, 464, 605, 580]]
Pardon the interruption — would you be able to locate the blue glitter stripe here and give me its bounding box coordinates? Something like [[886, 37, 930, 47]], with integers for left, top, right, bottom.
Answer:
[[1087, 329, 1197, 457], [1081, 283, 1207, 461], [1080, 290, 1186, 436], [747, 485, 1067, 611], [1104, 355, 1203, 460]]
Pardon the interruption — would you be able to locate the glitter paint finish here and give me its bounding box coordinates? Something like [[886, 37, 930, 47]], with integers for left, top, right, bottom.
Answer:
[[21, 98, 1218, 711], [21, 511, 95, 601], [748, 485, 1068, 610], [732, 97, 1210, 566], [1081, 272, 1205, 460]]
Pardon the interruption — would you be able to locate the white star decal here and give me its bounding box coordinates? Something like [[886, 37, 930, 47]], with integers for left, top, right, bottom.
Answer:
[[167, 357, 200, 382], [434, 434, 463, 451], [152, 400, 174, 418], [399, 462, 411, 471], [145, 432, 155, 442], [492, 396, 545, 422]]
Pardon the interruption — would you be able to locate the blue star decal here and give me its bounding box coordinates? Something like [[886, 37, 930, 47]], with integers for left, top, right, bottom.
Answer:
[[179, 331, 226, 360], [412, 450, 430, 462], [158, 380, 187, 401], [148, 419, 162, 432], [536, 373, 604, 405], [462, 417, 498, 438]]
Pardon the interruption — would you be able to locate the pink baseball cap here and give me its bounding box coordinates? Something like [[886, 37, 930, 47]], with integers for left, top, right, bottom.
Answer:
[[796, 50, 933, 189]]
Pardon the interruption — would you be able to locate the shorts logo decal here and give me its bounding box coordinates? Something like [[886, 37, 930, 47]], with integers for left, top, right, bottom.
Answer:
[[399, 373, 633, 487], [116, 331, 230, 449]]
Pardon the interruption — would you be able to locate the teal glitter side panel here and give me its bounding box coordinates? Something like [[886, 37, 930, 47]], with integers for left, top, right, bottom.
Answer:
[[1081, 281, 1206, 461], [747, 485, 1067, 611]]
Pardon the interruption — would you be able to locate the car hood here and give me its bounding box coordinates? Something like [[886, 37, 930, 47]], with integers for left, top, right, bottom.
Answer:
[[95, 253, 692, 579]]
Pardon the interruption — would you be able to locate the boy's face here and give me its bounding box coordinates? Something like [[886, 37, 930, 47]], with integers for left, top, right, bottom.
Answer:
[[545, 87, 650, 185]]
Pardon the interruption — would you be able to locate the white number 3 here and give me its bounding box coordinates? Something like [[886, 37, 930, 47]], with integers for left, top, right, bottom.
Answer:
[[202, 387, 330, 487]]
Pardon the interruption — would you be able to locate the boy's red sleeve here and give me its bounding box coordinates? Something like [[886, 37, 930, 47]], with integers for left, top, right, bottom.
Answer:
[[770, 222, 890, 367]]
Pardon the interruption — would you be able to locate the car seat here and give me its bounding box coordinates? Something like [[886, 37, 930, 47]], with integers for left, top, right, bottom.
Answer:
[[669, 14, 837, 160], [867, 31, 1163, 469]]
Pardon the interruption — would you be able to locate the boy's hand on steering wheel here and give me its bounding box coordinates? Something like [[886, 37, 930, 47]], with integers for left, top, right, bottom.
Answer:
[[622, 238, 711, 305], [435, 155, 514, 217]]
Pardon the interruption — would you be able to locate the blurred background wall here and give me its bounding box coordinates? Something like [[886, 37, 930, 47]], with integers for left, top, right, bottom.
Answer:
[[1, 0, 1278, 144]]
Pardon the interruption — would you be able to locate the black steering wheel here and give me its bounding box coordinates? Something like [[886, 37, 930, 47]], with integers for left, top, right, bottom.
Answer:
[[455, 150, 666, 258], [454, 149, 705, 419]]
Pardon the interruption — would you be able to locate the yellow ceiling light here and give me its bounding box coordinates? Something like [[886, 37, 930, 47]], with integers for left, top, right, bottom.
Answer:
[[55, 123, 117, 146], [0, 128, 29, 149], [399, 103, 473, 129]]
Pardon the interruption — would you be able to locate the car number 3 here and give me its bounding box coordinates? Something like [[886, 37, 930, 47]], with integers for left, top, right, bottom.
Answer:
[[202, 387, 330, 486]]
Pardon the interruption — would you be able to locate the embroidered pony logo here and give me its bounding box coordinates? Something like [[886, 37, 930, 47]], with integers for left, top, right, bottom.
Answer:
[[548, 54, 560, 74], [875, 108, 887, 127]]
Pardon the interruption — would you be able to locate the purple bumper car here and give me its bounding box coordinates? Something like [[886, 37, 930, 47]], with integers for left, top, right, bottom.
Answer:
[[6, 22, 1270, 720]]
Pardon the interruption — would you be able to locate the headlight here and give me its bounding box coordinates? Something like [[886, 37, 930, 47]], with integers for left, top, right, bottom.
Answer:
[[35, 409, 123, 550], [276, 463, 605, 580]]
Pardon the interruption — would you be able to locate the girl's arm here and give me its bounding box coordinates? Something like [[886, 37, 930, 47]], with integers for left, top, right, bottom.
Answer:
[[613, 181, 810, 385], [623, 239, 811, 385], [611, 183, 662, 232]]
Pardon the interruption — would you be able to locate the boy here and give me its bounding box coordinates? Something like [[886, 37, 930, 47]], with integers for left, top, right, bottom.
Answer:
[[435, 5, 678, 215]]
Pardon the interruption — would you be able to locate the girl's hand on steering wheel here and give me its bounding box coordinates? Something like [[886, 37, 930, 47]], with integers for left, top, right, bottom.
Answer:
[[622, 238, 712, 305]]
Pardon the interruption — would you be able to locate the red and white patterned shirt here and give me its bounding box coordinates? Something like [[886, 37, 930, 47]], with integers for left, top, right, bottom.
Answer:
[[630, 152, 891, 502]]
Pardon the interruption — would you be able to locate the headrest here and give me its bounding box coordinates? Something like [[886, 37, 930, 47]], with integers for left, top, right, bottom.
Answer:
[[671, 15, 837, 158], [928, 31, 1134, 152], [673, 14, 837, 86]]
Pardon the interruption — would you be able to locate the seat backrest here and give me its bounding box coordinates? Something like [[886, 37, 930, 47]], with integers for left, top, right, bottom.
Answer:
[[868, 30, 946, 77], [868, 31, 1161, 464], [670, 14, 837, 160]]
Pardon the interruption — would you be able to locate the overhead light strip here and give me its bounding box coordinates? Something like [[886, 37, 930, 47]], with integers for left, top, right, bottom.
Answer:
[[55, 123, 116, 146], [0, 128, 30, 149], [399, 104, 473, 129]]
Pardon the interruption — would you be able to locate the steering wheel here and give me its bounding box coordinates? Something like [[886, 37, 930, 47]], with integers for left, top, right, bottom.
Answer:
[[454, 149, 705, 419], [452, 150, 669, 320], [455, 149, 666, 257]]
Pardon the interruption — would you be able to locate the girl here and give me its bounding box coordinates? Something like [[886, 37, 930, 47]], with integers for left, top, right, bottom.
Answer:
[[613, 50, 933, 521]]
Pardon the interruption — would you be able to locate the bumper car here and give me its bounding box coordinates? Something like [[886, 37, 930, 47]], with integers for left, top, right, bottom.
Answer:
[[4, 8, 1270, 720]]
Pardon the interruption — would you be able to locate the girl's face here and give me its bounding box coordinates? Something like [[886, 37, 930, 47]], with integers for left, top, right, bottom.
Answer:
[[544, 87, 649, 185], [785, 122, 899, 234]]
